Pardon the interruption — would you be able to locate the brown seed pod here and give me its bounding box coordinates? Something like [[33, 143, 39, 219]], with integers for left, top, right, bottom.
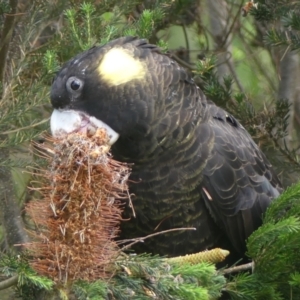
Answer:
[[25, 129, 131, 283]]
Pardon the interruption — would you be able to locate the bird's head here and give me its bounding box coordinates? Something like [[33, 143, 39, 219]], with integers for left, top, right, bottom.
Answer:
[[50, 37, 201, 160]]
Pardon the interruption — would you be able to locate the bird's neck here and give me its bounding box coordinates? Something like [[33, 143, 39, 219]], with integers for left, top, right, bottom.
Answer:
[[111, 88, 207, 164]]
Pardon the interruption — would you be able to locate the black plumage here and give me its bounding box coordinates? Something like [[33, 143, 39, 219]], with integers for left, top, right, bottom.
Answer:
[[50, 37, 282, 261]]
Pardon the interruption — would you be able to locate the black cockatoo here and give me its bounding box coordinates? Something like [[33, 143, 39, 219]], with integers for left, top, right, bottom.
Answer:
[[50, 37, 282, 261]]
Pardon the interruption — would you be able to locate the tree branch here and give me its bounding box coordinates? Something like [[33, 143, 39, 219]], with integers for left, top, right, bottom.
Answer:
[[222, 262, 253, 274], [0, 0, 19, 88], [0, 275, 18, 290]]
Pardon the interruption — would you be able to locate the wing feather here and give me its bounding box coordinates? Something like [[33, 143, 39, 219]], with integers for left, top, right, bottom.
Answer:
[[201, 104, 281, 253]]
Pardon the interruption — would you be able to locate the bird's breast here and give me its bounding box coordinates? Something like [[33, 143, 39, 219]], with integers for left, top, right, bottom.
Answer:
[[117, 125, 218, 255]]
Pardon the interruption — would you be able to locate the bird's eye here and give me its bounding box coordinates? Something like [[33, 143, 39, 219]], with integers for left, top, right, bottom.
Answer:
[[71, 80, 81, 90], [66, 76, 84, 95]]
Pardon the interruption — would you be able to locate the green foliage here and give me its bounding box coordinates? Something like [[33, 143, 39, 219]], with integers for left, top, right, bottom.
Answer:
[[195, 56, 233, 107], [282, 11, 300, 31], [43, 50, 60, 78], [64, 3, 97, 51], [265, 29, 300, 50], [289, 272, 300, 290], [251, 0, 298, 22], [51, 1, 169, 62], [170, 262, 225, 299], [0, 1, 10, 14], [259, 184, 300, 293], [124, 8, 165, 38], [252, 1, 300, 50], [2, 0, 300, 299], [226, 272, 268, 300], [72, 255, 226, 300], [225, 183, 300, 299], [73, 280, 107, 300], [0, 252, 225, 299], [0, 252, 53, 298]]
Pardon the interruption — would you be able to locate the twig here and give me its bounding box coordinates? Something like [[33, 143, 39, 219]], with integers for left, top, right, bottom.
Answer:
[[170, 51, 196, 70], [182, 23, 190, 54], [0, 275, 18, 290], [221, 0, 244, 50], [222, 262, 253, 274], [119, 227, 196, 251], [127, 191, 136, 218], [272, 133, 300, 167], [0, 118, 49, 135]]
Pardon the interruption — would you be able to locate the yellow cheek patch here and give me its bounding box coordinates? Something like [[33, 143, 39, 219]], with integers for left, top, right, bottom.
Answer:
[[97, 48, 146, 86]]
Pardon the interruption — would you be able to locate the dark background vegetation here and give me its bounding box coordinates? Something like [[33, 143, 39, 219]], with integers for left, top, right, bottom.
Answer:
[[1, 0, 300, 299]]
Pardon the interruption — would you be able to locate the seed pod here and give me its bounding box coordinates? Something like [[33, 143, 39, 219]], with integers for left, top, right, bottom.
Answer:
[[25, 129, 131, 283], [167, 248, 230, 265]]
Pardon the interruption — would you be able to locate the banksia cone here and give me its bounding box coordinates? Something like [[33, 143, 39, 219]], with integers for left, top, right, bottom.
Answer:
[[168, 248, 230, 265], [25, 129, 130, 283]]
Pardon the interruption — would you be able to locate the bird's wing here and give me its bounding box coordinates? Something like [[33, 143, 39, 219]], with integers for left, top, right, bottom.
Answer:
[[201, 103, 282, 253]]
